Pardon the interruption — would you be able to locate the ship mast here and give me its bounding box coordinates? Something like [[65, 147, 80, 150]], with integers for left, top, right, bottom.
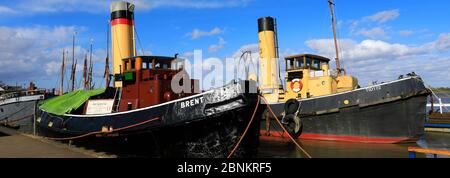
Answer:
[[105, 22, 111, 88], [83, 54, 88, 90], [60, 49, 65, 95], [89, 39, 94, 90], [70, 32, 77, 92], [328, 0, 343, 76]]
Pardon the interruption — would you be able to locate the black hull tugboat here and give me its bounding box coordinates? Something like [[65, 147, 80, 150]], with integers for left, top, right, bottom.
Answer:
[[262, 75, 429, 143], [37, 1, 261, 158], [256, 0, 430, 144]]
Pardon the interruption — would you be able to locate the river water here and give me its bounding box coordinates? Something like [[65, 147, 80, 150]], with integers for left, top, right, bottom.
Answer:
[[257, 132, 450, 158], [255, 94, 450, 158]]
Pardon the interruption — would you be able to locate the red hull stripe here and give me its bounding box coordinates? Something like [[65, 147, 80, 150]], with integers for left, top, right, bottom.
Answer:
[[111, 18, 134, 26], [260, 131, 418, 144]]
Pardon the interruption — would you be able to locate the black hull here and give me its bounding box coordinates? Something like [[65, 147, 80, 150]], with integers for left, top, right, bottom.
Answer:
[[261, 77, 430, 143], [0, 95, 44, 133], [37, 80, 261, 158]]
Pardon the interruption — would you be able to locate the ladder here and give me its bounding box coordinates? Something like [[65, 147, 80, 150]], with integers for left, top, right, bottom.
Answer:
[[112, 87, 122, 112]]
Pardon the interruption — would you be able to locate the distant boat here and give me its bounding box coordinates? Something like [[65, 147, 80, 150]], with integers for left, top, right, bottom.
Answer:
[[0, 82, 46, 132]]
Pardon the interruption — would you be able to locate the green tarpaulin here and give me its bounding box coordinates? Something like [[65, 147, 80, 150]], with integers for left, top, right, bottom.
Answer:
[[40, 88, 106, 116]]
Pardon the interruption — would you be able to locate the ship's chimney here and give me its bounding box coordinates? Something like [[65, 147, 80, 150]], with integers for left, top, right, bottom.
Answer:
[[258, 17, 280, 96], [110, 1, 136, 88]]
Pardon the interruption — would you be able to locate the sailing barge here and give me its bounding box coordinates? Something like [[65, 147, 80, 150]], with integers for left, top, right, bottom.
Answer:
[[0, 83, 46, 132], [257, 0, 430, 143], [37, 1, 261, 158]]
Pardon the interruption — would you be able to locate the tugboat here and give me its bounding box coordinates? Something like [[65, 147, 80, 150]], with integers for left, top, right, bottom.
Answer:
[[37, 1, 261, 158], [0, 82, 46, 132], [258, 0, 430, 143]]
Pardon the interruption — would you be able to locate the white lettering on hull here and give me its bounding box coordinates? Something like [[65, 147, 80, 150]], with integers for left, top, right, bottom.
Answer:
[[180, 97, 205, 109]]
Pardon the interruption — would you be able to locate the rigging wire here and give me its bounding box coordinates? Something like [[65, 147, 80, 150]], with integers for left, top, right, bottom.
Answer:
[[134, 24, 145, 56]]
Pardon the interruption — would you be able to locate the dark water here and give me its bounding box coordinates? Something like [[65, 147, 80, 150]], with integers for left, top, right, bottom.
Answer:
[[257, 132, 450, 158]]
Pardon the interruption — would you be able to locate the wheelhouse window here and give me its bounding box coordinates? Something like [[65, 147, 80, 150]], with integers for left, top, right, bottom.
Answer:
[[142, 62, 148, 69], [312, 60, 320, 70], [124, 61, 129, 70], [295, 58, 304, 68], [130, 59, 136, 69], [287, 59, 295, 70], [306, 58, 312, 68]]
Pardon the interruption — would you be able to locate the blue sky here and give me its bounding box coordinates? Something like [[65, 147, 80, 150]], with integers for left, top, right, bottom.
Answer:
[[0, 0, 449, 90]]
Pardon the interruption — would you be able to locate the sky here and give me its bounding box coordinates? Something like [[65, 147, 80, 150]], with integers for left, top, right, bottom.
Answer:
[[0, 0, 449, 90]]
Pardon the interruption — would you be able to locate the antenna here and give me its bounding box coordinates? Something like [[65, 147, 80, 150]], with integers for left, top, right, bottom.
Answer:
[[328, 0, 344, 76]]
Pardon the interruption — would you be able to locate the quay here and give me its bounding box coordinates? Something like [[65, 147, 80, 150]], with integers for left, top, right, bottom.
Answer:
[[0, 127, 110, 158], [408, 147, 450, 158]]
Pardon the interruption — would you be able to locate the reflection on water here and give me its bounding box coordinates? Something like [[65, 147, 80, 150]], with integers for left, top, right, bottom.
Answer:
[[258, 132, 450, 158]]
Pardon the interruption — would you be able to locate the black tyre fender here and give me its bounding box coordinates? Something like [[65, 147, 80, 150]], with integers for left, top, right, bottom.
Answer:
[[284, 99, 300, 115], [283, 114, 303, 138]]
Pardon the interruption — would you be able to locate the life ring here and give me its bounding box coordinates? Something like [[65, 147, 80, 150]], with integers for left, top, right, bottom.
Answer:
[[290, 79, 303, 93]]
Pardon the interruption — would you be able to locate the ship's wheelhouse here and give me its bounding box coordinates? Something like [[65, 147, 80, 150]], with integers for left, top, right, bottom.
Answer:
[[285, 54, 331, 81], [285, 54, 330, 71], [116, 56, 198, 112]]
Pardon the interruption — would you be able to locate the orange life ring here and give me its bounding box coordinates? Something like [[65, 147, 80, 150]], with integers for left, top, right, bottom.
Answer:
[[290, 79, 303, 93]]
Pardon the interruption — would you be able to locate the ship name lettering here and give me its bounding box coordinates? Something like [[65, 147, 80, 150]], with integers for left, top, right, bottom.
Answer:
[[180, 97, 204, 109], [366, 85, 381, 92]]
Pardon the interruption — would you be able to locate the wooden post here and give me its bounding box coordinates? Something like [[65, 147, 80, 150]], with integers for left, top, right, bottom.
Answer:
[[33, 101, 37, 135]]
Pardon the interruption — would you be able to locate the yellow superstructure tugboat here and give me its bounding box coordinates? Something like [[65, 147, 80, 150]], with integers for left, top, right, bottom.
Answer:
[[258, 1, 430, 143]]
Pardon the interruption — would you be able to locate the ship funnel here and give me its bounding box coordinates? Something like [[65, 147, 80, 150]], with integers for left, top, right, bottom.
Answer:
[[258, 17, 280, 99], [110, 1, 137, 88]]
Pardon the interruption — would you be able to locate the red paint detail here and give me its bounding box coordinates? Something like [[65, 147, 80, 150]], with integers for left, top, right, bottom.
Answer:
[[111, 18, 134, 26], [260, 130, 418, 144]]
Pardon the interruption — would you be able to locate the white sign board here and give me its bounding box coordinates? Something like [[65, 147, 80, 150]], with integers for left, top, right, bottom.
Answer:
[[85, 99, 114, 115]]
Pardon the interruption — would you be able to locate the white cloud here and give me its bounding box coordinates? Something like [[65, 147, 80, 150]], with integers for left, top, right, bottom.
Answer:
[[305, 34, 450, 87], [0, 6, 16, 14], [363, 9, 400, 24], [432, 33, 450, 51], [0, 26, 105, 85], [148, 0, 252, 9], [181, 51, 195, 59], [231, 43, 259, 58], [188, 27, 224, 39], [208, 37, 226, 52], [356, 27, 387, 39], [350, 9, 400, 39], [399, 30, 414, 37], [0, 0, 251, 15]]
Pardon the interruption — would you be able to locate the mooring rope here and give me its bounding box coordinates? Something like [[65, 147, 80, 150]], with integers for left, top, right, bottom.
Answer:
[[44, 117, 161, 141], [2, 114, 34, 124], [227, 96, 261, 158], [260, 96, 312, 158]]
